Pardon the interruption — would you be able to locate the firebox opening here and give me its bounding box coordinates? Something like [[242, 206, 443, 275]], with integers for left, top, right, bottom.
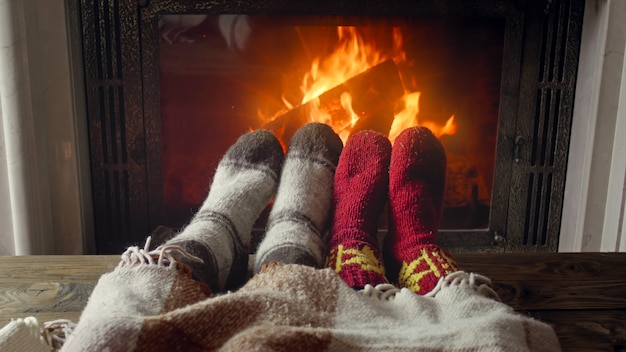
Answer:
[[158, 15, 504, 233]]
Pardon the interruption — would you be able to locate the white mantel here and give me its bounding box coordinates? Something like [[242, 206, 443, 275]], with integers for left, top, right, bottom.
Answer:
[[560, 0, 626, 252], [0, 0, 623, 254], [0, 0, 92, 254]]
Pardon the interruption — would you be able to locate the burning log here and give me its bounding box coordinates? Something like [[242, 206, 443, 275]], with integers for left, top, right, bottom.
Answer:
[[264, 59, 404, 144]]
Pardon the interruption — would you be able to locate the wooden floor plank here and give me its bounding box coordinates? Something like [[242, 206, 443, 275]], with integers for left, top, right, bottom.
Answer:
[[454, 253, 626, 281], [0, 282, 96, 315], [528, 309, 626, 352], [0, 256, 115, 325], [0, 255, 118, 283], [491, 279, 626, 310]]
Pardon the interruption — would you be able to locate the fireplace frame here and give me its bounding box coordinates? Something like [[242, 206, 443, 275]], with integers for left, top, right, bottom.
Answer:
[[77, 0, 584, 254]]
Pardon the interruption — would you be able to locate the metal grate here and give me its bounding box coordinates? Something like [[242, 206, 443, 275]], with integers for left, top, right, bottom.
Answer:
[[80, 0, 148, 252], [508, 0, 583, 252], [92, 0, 132, 248]]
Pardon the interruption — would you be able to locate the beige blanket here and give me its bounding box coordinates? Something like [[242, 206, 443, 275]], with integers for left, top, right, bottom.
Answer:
[[1, 247, 561, 351]]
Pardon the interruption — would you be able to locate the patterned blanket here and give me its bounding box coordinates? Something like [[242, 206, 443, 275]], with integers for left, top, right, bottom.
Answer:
[[1, 249, 560, 351]]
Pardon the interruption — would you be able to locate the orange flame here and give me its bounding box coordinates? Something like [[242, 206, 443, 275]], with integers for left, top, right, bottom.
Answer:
[[259, 26, 457, 144], [301, 27, 388, 104]]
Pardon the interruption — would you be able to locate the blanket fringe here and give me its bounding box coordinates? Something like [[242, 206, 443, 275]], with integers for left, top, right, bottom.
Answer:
[[42, 319, 76, 350], [360, 283, 401, 301], [118, 236, 204, 278], [425, 271, 500, 300], [359, 272, 498, 301], [18, 316, 45, 344]]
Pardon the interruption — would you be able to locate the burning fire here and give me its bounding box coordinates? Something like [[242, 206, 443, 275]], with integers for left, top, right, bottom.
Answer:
[[259, 26, 457, 144]]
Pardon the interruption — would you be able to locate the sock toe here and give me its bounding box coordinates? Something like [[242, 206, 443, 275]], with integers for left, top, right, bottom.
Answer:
[[391, 126, 446, 190], [288, 122, 343, 165], [223, 129, 284, 181]]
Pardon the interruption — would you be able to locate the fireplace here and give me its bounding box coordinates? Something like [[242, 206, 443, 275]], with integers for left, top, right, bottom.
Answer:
[[76, 0, 585, 254]]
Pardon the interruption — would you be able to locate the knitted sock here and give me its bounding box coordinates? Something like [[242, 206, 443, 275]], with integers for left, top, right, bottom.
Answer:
[[384, 126, 458, 295], [165, 130, 283, 292], [326, 130, 391, 289], [254, 122, 343, 272]]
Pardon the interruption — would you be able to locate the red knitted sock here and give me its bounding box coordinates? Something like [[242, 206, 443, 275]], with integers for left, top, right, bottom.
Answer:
[[326, 130, 391, 289], [384, 126, 458, 295]]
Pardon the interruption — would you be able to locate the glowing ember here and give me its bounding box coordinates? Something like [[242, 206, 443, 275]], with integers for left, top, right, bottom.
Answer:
[[259, 26, 457, 144]]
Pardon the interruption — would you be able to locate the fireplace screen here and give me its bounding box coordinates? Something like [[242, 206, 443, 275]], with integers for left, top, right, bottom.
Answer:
[[76, 0, 583, 254]]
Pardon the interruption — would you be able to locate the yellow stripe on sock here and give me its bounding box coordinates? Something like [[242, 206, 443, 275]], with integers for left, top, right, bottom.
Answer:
[[329, 244, 385, 276], [398, 247, 456, 292]]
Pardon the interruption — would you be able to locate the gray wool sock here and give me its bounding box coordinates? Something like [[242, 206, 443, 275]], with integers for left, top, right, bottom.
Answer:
[[254, 123, 343, 272], [166, 130, 283, 291]]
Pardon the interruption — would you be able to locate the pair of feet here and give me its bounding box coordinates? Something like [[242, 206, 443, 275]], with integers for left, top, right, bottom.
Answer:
[[327, 127, 457, 294], [166, 123, 342, 292], [164, 123, 456, 295]]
